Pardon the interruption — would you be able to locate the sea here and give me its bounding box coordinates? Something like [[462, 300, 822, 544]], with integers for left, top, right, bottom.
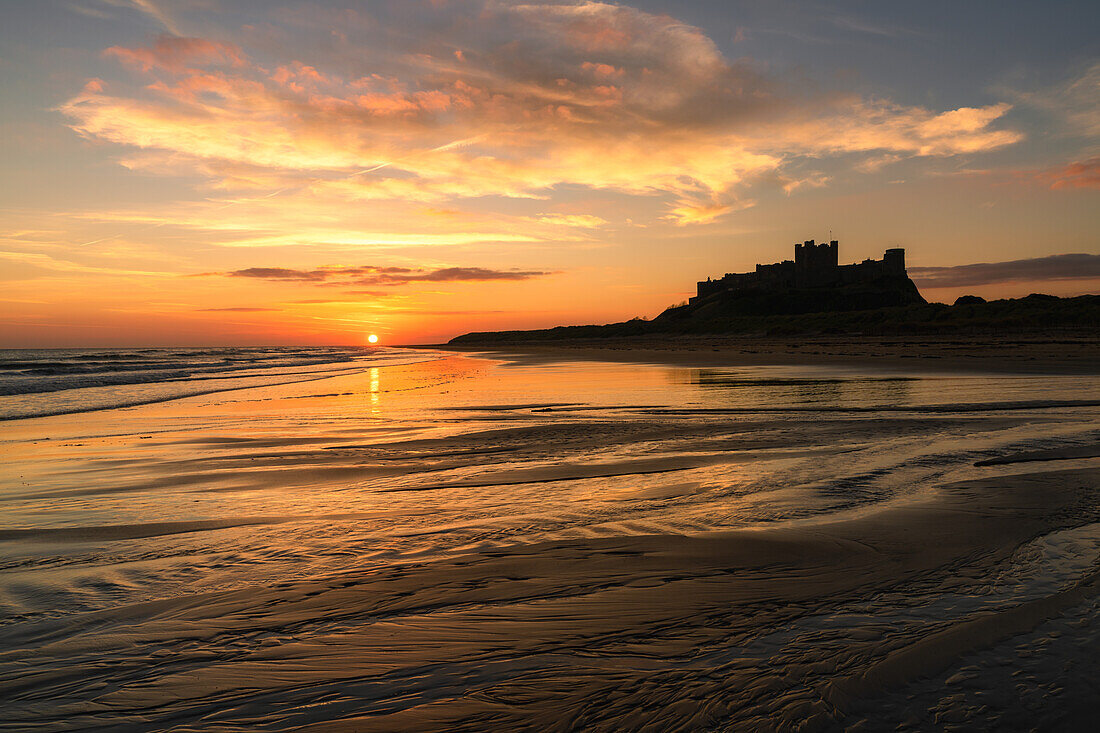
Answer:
[[0, 346, 429, 421], [0, 346, 1098, 730]]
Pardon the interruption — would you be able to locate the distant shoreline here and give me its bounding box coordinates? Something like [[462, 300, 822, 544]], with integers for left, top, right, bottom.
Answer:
[[423, 333, 1100, 375], [444, 294, 1098, 352]]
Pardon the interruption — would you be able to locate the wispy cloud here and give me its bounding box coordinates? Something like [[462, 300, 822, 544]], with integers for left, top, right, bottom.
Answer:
[[1035, 157, 1100, 190], [944, 156, 1100, 191], [289, 295, 390, 303], [102, 0, 183, 36], [0, 250, 175, 279], [1007, 61, 1100, 137], [216, 264, 555, 286], [910, 254, 1100, 288], [105, 35, 245, 72], [830, 15, 925, 39], [225, 266, 410, 282]]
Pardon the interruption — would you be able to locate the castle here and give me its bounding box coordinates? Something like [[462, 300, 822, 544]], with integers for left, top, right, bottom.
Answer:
[[692, 240, 908, 303]]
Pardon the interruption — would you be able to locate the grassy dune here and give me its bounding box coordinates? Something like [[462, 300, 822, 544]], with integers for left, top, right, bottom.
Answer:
[[450, 294, 1099, 344]]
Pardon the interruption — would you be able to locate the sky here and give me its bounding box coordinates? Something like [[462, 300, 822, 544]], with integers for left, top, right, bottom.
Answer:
[[1, 0, 1097, 346]]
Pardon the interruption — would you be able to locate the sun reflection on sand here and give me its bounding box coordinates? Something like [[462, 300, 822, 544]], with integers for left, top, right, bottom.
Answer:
[[369, 366, 380, 411]]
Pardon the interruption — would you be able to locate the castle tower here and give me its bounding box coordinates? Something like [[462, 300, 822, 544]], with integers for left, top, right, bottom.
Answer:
[[883, 248, 905, 275], [794, 239, 839, 287]]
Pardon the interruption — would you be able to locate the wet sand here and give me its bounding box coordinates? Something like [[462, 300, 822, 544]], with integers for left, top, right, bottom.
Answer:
[[1, 353, 1098, 730], [2, 464, 1098, 730]]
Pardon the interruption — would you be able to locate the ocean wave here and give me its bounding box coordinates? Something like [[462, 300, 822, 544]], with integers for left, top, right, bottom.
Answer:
[[0, 347, 369, 396], [0, 347, 439, 420]]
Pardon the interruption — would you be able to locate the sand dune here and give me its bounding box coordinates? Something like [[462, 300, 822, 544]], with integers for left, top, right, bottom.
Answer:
[[439, 334, 1100, 375]]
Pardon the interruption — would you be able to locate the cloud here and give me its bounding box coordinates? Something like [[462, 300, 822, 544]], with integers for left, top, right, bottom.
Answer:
[[831, 16, 902, 37], [197, 306, 281, 312], [910, 254, 1100, 288], [0, 249, 174, 279], [949, 156, 1100, 192], [663, 200, 735, 225], [101, 0, 184, 36], [68, 3, 115, 21], [535, 214, 607, 227], [219, 264, 553, 286], [775, 101, 1021, 157], [226, 267, 329, 281], [105, 35, 246, 72], [290, 294, 389, 303], [59, 1, 1027, 226], [1035, 158, 1100, 190], [412, 267, 547, 282], [1009, 61, 1100, 137]]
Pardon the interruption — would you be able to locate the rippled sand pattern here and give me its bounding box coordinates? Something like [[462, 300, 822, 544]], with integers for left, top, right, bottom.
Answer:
[[1, 353, 1098, 730]]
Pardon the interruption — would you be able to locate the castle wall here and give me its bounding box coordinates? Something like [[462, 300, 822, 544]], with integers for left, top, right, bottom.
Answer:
[[695, 241, 908, 300], [754, 260, 795, 287], [838, 260, 881, 284]]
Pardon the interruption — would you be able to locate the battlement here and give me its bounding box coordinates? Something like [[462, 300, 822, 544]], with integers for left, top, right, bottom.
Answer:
[[694, 240, 909, 302], [794, 239, 838, 255]]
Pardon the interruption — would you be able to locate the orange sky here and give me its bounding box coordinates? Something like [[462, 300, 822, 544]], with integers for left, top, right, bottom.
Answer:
[[1, 1, 1097, 346]]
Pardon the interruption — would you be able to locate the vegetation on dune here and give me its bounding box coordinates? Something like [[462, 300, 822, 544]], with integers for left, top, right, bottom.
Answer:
[[448, 294, 1100, 344]]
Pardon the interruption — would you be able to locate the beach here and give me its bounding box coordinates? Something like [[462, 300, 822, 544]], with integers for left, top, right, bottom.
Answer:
[[1, 346, 1098, 730], [438, 333, 1100, 374]]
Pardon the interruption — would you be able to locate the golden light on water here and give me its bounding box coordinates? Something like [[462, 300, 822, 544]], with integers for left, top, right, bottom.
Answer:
[[367, 334, 379, 344]]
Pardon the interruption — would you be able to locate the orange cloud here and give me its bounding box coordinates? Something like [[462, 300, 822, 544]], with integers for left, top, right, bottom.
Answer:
[[105, 35, 246, 73], [663, 201, 734, 225], [534, 214, 607, 228], [61, 2, 1026, 227], [776, 101, 1022, 157], [950, 157, 1100, 191], [1036, 158, 1100, 190], [581, 61, 624, 78]]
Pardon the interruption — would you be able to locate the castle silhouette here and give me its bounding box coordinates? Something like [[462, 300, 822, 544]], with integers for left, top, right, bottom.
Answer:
[[693, 240, 908, 304]]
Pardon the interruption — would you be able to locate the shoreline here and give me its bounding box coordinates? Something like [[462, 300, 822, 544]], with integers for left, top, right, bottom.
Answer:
[[420, 334, 1100, 374]]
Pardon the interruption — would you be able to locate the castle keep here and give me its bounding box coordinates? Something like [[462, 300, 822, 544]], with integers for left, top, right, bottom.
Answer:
[[692, 240, 908, 303]]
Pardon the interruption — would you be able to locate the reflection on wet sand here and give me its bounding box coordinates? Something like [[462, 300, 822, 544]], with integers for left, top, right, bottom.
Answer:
[[0, 353, 1098, 730], [688, 367, 918, 406]]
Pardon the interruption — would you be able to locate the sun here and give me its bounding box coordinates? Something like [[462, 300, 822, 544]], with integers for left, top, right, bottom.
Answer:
[[367, 334, 379, 344]]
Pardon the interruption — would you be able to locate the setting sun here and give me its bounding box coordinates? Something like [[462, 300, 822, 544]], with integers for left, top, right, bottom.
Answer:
[[367, 334, 379, 344]]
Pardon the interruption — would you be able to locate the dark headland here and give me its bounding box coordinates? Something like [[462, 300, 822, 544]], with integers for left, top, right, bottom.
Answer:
[[442, 240, 1100, 373]]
